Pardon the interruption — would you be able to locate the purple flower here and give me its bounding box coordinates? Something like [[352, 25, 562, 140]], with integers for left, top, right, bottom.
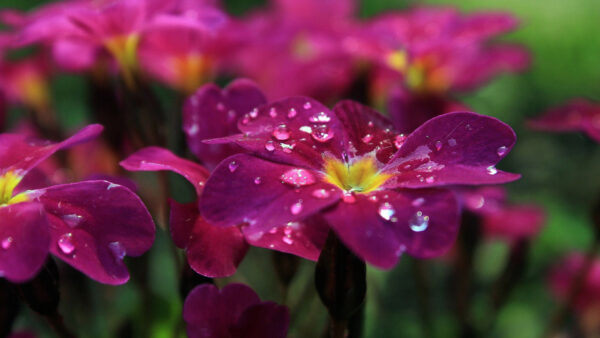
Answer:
[[460, 187, 545, 242], [0, 124, 155, 284], [0, 52, 51, 112], [529, 99, 600, 143], [183, 283, 289, 338], [200, 96, 519, 268], [549, 253, 600, 313]]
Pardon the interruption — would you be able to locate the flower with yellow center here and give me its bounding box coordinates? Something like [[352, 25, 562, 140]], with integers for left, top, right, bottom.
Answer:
[[323, 156, 391, 194], [104, 34, 140, 88], [0, 171, 29, 207]]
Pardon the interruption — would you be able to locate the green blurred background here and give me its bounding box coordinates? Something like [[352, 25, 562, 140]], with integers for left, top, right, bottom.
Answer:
[[2, 0, 600, 337]]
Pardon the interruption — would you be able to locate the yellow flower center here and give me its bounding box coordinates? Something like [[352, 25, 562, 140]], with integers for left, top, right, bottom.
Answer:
[[323, 156, 391, 194], [405, 57, 450, 93], [172, 54, 211, 94], [104, 34, 140, 87], [0, 171, 29, 206]]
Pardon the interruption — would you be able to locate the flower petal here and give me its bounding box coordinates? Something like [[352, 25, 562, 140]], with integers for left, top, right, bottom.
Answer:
[[0, 124, 103, 174], [206, 98, 347, 169], [383, 112, 519, 188], [184, 283, 261, 338], [243, 215, 329, 261], [170, 201, 248, 278], [120, 147, 209, 195], [0, 202, 49, 283], [333, 100, 398, 164], [35, 181, 155, 285], [183, 79, 267, 168], [200, 154, 341, 234], [324, 189, 459, 268]]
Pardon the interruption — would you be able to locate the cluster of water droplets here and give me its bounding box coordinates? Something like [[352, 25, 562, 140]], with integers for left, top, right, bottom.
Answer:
[[372, 196, 430, 232]]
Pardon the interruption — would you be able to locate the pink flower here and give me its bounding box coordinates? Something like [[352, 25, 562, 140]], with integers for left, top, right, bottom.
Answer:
[[529, 99, 600, 143]]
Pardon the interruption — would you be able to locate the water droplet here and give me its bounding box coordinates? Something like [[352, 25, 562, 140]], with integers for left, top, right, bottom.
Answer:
[[303, 102, 312, 109], [63, 214, 83, 228], [394, 134, 407, 148], [409, 212, 429, 232], [290, 200, 303, 215], [187, 124, 199, 136], [272, 124, 291, 141], [487, 166, 498, 175], [425, 176, 435, 184], [58, 233, 75, 255], [448, 138, 457, 147], [282, 236, 294, 245], [269, 107, 278, 118], [412, 198, 425, 207], [312, 188, 330, 199], [362, 134, 373, 143], [1, 237, 13, 250], [228, 161, 239, 173], [216, 102, 226, 111], [342, 192, 356, 203], [299, 125, 312, 133], [281, 168, 316, 187], [367, 121, 374, 127], [287, 108, 297, 118], [309, 112, 331, 123], [108, 241, 126, 260], [281, 142, 296, 153], [254, 177, 262, 184], [368, 195, 378, 202], [265, 141, 275, 152], [378, 202, 395, 221], [311, 125, 334, 142], [434, 140, 442, 151], [497, 146, 508, 157], [241, 117, 250, 125], [249, 108, 258, 118]]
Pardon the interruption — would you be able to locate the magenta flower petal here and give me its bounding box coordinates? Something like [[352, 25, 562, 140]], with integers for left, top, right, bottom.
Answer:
[[0, 202, 49, 283], [483, 205, 545, 241], [120, 147, 209, 195], [184, 283, 289, 338], [200, 154, 341, 233], [333, 100, 398, 163], [324, 189, 459, 268], [35, 180, 155, 285], [383, 112, 519, 188], [207, 98, 347, 169], [0, 124, 103, 174], [183, 79, 267, 168], [170, 201, 248, 278], [243, 215, 329, 261], [549, 253, 600, 312], [529, 99, 600, 143]]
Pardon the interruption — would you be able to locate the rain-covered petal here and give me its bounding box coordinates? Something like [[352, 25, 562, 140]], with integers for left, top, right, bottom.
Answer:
[[0, 124, 103, 174], [183, 79, 267, 168], [332, 100, 398, 164], [184, 283, 289, 338], [200, 154, 341, 234], [324, 189, 459, 268], [0, 202, 49, 283], [205, 97, 347, 169], [120, 147, 209, 195], [383, 112, 519, 188], [170, 201, 248, 278], [243, 215, 329, 261], [34, 180, 155, 285]]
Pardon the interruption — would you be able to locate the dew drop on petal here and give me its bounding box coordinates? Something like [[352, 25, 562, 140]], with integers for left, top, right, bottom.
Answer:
[[58, 233, 75, 255], [299, 125, 312, 133], [216, 102, 225, 111], [309, 112, 331, 123], [448, 138, 457, 147], [249, 108, 258, 118], [290, 200, 303, 215], [281, 168, 316, 187], [282, 236, 294, 245], [394, 134, 407, 148], [311, 125, 334, 142], [497, 146, 508, 157], [395, 244, 407, 257], [288, 108, 297, 118], [342, 192, 356, 203], [378, 202, 395, 221], [187, 124, 199, 136], [412, 197, 425, 207], [361, 134, 373, 143], [409, 212, 429, 232], [63, 214, 83, 228], [228, 161, 239, 173], [368, 195, 378, 202], [434, 140, 443, 151], [269, 107, 278, 118], [281, 142, 296, 153], [272, 124, 291, 141], [312, 188, 330, 199], [303, 101, 312, 109], [109, 241, 126, 261], [265, 141, 275, 152], [425, 176, 435, 184], [487, 165, 498, 175], [1, 237, 13, 250]]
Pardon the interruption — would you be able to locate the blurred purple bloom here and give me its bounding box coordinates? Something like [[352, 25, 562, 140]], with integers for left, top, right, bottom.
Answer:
[[0, 124, 155, 284], [200, 96, 519, 268], [183, 283, 289, 338], [549, 253, 600, 313], [529, 99, 600, 143]]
